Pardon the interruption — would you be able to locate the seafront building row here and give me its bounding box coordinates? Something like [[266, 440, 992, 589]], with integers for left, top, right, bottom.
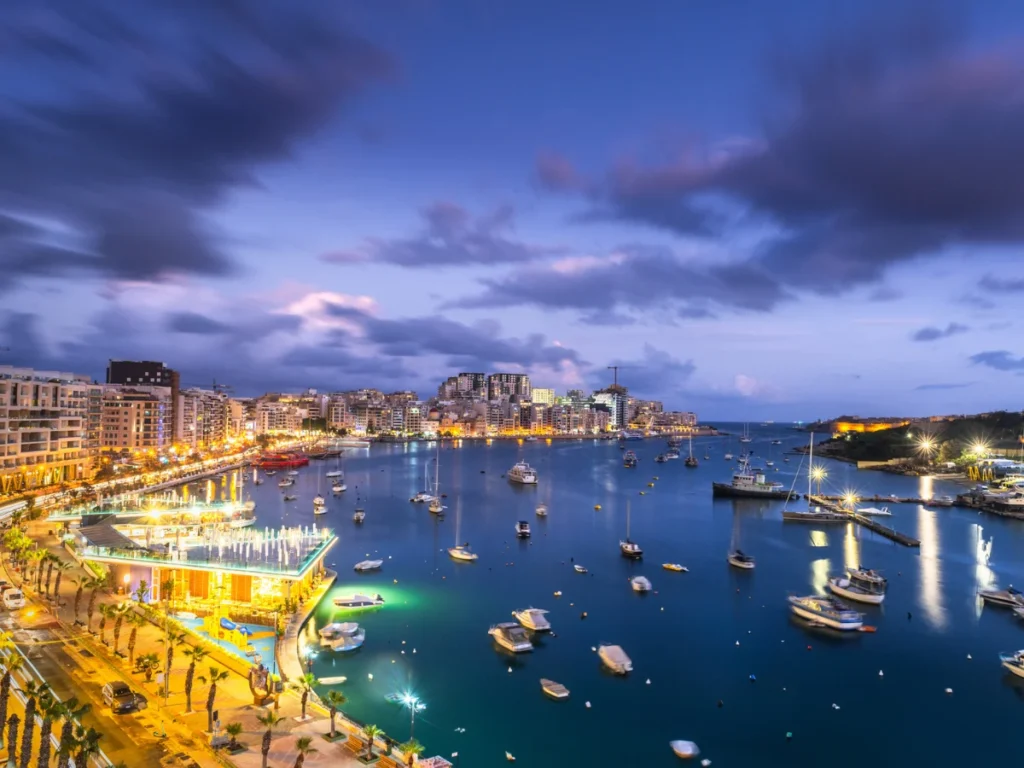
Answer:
[[2, 360, 699, 496]]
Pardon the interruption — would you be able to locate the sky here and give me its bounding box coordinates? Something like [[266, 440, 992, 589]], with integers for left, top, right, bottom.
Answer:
[[1, 0, 1023, 420]]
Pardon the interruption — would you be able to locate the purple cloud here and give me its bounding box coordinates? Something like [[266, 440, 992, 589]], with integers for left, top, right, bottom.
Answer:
[[911, 322, 969, 342]]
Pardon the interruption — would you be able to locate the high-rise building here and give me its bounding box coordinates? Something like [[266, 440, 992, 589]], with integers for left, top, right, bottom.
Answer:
[[177, 388, 230, 449], [487, 373, 531, 401], [0, 366, 91, 494], [106, 360, 179, 443], [593, 389, 627, 429], [530, 387, 555, 406], [98, 386, 173, 452]]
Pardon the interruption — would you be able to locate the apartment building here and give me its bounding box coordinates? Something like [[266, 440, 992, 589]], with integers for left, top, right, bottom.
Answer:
[[177, 388, 230, 449], [97, 386, 173, 453]]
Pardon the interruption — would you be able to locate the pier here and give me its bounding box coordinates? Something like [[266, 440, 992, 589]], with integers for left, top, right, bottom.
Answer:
[[803, 493, 950, 506], [791, 496, 921, 547]]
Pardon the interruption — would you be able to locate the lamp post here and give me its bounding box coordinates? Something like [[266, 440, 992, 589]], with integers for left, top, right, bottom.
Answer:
[[400, 693, 426, 740]]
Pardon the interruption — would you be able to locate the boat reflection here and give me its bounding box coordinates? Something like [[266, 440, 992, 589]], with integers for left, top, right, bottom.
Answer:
[[810, 557, 831, 595], [917, 505, 947, 630]]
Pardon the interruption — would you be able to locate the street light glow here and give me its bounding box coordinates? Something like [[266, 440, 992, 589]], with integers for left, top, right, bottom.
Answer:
[[811, 466, 826, 481], [972, 442, 988, 456], [917, 437, 935, 453]]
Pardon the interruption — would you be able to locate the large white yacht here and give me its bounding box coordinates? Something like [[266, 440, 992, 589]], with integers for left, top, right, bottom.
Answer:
[[319, 622, 365, 652], [333, 593, 385, 609], [512, 608, 551, 631], [598, 644, 632, 674], [507, 461, 538, 485], [488, 622, 533, 653], [828, 575, 885, 605], [788, 595, 864, 631]]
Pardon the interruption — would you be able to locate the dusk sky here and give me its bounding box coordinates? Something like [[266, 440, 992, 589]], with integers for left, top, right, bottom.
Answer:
[[1, 0, 1023, 420]]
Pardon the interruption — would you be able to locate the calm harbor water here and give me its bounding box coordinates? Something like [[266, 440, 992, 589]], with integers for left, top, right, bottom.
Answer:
[[238, 425, 1024, 766]]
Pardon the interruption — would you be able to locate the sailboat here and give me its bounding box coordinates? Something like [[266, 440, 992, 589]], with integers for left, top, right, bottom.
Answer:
[[727, 503, 754, 569], [326, 454, 343, 478], [429, 441, 445, 514], [448, 498, 477, 561], [313, 472, 326, 515], [619, 501, 642, 559], [684, 435, 699, 468], [782, 433, 846, 523], [739, 423, 752, 444], [353, 489, 365, 524]]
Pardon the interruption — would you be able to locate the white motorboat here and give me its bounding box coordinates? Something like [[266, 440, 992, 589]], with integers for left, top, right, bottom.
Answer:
[[332, 593, 385, 609], [535, 504, 548, 517], [662, 563, 688, 572], [313, 494, 326, 515], [448, 544, 478, 561], [620, 501, 642, 559], [828, 576, 885, 605], [848, 567, 888, 591], [598, 644, 632, 674], [283, 494, 297, 501], [789, 595, 864, 631], [507, 461, 538, 485], [574, 564, 588, 574], [727, 550, 755, 569], [512, 608, 551, 631], [631, 576, 652, 593], [724, 452, 734, 460], [326, 470, 343, 478], [229, 516, 256, 529], [980, 586, 1024, 608], [670, 740, 701, 759], [277, 478, 294, 488], [410, 491, 433, 503], [287, 470, 300, 476], [515, 520, 531, 538], [332, 482, 347, 494], [319, 622, 365, 652], [858, 506, 892, 517], [488, 622, 533, 653], [354, 560, 383, 572], [1000, 650, 1024, 679], [540, 678, 569, 699], [353, 509, 365, 523]]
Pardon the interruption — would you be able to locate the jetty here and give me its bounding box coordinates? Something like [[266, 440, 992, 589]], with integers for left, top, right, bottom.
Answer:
[[802, 493, 950, 506], [785, 496, 921, 547]]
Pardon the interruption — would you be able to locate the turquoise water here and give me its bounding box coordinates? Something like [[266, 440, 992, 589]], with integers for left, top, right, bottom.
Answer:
[[243, 426, 1024, 766]]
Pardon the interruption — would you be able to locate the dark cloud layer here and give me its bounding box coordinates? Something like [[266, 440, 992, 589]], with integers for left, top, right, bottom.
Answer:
[[588, 345, 697, 400], [322, 202, 558, 267], [911, 322, 968, 342], [532, 11, 1024, 303], [970, 350, 1024, 371], [0, 0, 392, 291], [913, 382, 973, 391]]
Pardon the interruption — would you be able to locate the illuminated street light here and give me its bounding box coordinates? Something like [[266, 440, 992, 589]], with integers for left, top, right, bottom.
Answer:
[[400, 691, 426, 739], [810, 465, 827, 495], [843, 490, 858, 510], [972, 442, 988, 457]]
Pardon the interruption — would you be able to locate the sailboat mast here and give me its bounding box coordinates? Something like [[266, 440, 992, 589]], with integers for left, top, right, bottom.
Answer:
[[808, 431, 814, 499], [626, 500, 631, 539]]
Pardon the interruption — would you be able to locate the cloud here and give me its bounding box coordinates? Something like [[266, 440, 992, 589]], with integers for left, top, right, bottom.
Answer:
[[0, 1, 392, 292], [535, 11, 1024, 295], [321, 202, 559, 267], [536, 151, 584, 191], [454, 245, 788, 316], [979, 274, 1024, 293], [166, 312, 231, 335], [913, 382, 974, 391], [970, 350, 1024, 371], [911, 322, 968, 342], [589, 345, 696, 401]]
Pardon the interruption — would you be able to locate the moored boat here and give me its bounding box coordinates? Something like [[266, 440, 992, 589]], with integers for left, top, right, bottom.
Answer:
[[788, 594, 864, 631], [333, 593, 385, 609], [540, 679, 569, 699], [319, 622, 365, 652], [727, 550, 755, 569], [448, 544, 478, 561], [670, 740, 701, 759], [662, 563, 688, 572], [574, 564, 588, 573], [515, 520, 531, 538], [858, 506, 892, 516], [712, 455, 789, 498], [488, 622, 533, 653], [535, 504, 548, 517], [1000, 650, 1024, 679], [980, 586, 1024, 608], [598, 644, 632, 674], [354, 560, 383, 572], [623, 450, 638, 468], [828, 576, 885, 605], [512, 608, 551, 631], [631, 576, 652, 593], [507, 461, 538, 485]]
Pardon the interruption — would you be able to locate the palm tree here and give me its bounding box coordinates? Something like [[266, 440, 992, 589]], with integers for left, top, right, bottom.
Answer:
[[362, 724, 383, 762], [0, 653, 24, 749], [323, 689, 348, 739], [36, 551, 53, 593], [97, 603, 113, 645], [42, 554, 58, 596], [72, 579, 84, 624], [132, 580, 150, 604], [36, 695, 62, 768], [7, 713, 20, 766], [160, 576, 175, 619], [72, 724, 102, 768], [125, 611, 145, 668], [224, 721, 244, 752], [85, 576, 104, 632], [112, 603, 131, 656], [51, 561, 72, 607], [160, 629, 187, 695], [290, 672, 319, 721], [183, 645, 209, 713], [256, 710, 281, 768], [292, 735, 318, 768], [197, 666, 229, 733], [19, 680, 50, 768], [398, 738, 425, 767]]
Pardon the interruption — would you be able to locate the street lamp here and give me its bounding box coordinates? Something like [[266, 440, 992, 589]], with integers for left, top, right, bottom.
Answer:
[[843, 490, 858, 510], [810, 465, 827, 496], [400, 692, 426, 740], [972, 442, 988, 457], [304, 646, 316, 674]]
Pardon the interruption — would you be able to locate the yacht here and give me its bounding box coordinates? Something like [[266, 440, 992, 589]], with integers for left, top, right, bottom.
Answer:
[[828, 576, 885, 605], [664, 449, 680, 460], [353, 508, 365, 524], [333, 593, 385, 609], [931, 495, 955, 507], [410, 491, 433, 503], [727, 550, 755, 570], [712, 455, 789, 498], [448, 544, 478, 562], [670, 741, 701, 760], [623, 450, 638, 468], [512, 608, 551, 632], [684, 436, 699, 468], [488, 622, 533, 653], [667, 437, 682, 449], [277, 478, 294, 488], [999, 650, 1024, 679], [287, 470, 300, 476], [574, 564, 588, 574], [858, 506, 892, 516], [620, 430, 644, 441], [535, 504, 548, 517], [354, 560, 383, 572], [620, 502, 642, 558], [540, 679, 570, 699], [739, 424, 753, 443], [319, 622, 365, 652], [508, 461, 538, 485], [598, 644, 632, 674], [631, 576, 652, 593], [771, 439, 782, 445], [313, 495, 326, 515], [515, 520, 531, 538], [723, 452, 734, 461], [332, 481, 347, 494], [848, 567, 888, 592], [428, 496, 445, 514], [655, 454, 668, 463], [283, 494, 297, 501], [789, 595, 864, 631], [326, 469, 343, 478], [980, 586, 1024, 608]]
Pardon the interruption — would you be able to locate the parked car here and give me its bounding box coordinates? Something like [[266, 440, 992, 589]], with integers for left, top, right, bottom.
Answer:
[[159, 752, 201, 768], [101, 682, 148, 714], [2, 590, 25, 610]]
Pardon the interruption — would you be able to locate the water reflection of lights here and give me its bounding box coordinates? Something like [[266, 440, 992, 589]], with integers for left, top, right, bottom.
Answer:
[[972, 523, 996, 616], [917, 505, 947, 630], [809, 531, 829, 548], [919, 475, 934, 502], [811, 557, 831, 595], [843, 522, 860, 570]]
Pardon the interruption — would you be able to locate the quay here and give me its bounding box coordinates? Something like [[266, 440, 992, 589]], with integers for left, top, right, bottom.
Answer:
[[802, 493, 950, 506], [786, 496, 921, 547]]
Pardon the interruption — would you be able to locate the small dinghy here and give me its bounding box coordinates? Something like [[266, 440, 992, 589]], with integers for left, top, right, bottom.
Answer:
[[670, 740, 701, 759], [540, 678, 570, 699], [662, 563, 688, 572], [574, 564, 588, 574]]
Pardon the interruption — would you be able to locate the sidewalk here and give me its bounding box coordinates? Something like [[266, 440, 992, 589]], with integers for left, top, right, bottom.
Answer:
[[27, 524, 375, 768]]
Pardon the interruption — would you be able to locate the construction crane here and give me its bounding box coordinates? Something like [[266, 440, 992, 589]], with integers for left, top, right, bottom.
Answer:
[[607, 365, 627, 388]]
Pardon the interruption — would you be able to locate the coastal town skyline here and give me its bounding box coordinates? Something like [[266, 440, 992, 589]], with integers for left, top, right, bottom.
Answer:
[[3, 1, 1024, 421]]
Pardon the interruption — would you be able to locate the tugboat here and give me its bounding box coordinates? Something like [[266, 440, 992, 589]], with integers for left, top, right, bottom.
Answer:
[[623, 450, 638, 468]]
